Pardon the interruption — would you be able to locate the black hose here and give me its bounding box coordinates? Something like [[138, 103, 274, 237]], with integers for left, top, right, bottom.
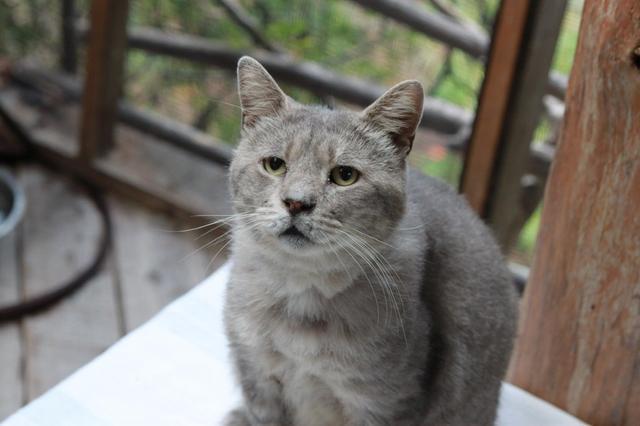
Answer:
[[0, 110, 112, 323]]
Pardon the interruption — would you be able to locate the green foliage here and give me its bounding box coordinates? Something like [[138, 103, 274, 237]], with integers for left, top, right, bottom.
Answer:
[[515, 205, 542, 262], [551, 0, 583, 75], [0, 0, 585, 264]]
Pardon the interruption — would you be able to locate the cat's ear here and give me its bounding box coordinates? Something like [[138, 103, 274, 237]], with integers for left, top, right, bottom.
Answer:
[[361, 81, 424, 155], [237, 56, 289, 128]]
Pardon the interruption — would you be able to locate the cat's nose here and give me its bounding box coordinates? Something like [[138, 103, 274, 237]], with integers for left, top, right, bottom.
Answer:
[[283, 198, 315, 215]]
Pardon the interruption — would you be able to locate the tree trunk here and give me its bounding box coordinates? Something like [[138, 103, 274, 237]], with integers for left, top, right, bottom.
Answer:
[[508, 1, 640, 425]]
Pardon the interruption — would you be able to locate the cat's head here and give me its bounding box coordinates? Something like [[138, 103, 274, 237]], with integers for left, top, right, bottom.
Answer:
[[229, 56, 423, 258]]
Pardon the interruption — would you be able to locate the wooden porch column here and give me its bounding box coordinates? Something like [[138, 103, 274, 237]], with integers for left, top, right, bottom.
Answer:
[[509, 1, 640, 424], [79, 0, 129, 160], [461, 0, 567, 250]]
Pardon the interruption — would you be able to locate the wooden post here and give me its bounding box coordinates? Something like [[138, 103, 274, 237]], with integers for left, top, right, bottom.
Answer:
[[60, 0, 77, 74], [509, 0, 640, 424], [79, 0, 129, 160], [459, 0, 530, 213], [461, 0, 567, 250]]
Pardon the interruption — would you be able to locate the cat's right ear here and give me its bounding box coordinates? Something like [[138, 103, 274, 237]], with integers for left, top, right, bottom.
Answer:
[[237, 56, 288, 129]]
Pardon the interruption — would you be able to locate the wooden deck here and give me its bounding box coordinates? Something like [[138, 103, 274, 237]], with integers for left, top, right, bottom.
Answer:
[[0, 165, 229, 421]]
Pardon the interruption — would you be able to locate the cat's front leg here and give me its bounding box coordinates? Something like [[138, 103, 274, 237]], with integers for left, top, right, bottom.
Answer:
[[228, 341, 288, 426], [245, 377, 287, 425], [226, 376, 287, 426]]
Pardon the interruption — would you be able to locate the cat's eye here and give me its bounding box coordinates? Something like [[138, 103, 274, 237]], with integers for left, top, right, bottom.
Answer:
[[263, 157, 286, 176], [330, 166, 359, 186]]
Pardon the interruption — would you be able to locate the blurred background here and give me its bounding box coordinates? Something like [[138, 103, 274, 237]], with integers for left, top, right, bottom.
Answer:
[[0, 0, 582, 418]]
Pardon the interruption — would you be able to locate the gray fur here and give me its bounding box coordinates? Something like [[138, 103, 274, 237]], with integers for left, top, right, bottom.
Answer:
[[223, 57, 518, 426]]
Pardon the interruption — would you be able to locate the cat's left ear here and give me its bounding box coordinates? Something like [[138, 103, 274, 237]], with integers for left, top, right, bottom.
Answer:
[[361, 81, 424, 156], [237, 56, 289, 129]]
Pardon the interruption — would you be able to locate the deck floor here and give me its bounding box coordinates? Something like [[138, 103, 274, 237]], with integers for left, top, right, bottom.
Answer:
[[0, 165, 229, 421]]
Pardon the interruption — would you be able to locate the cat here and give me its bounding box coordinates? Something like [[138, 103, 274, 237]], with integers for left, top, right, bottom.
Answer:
[[223, 56, 518, 426]]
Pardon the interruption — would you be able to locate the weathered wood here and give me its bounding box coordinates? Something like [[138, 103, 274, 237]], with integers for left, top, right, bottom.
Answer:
[[60, 0, 77, 74], [216, 0, 282, 53], [486, 0, 567, 250], [348, 0, 568, 100], [9, 65, 233, 165], [460, 0, 531, 213], [18, 166, 121, 399], [79, 0, 129, 160], [110, 196, 228, 331], [0, 83, 232, 224], [0, 228, 23, 419], [75, 24, 472, 135], [463, 0, 567, 250], [116, 104, 233, 165], [509, 0, 640, 424], [350, 0, 488, 58]]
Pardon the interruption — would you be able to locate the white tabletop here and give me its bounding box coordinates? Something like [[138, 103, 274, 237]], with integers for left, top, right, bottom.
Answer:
[[3, 262, 586, 426]]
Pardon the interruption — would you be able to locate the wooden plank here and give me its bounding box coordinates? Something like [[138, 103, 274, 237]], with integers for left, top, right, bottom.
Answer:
[[460, 0, 531, 213], [77, 24, 471, 135], [349, 0, 488, 58], [18, 166, 121, 400], [0, 85, 232, 222], [462, 0, 567, 250], [484, 0, 567, 250], [60, 0, 77, 74], [110, 196, 229, 331], [509, 0, 640, 423], [79, 0, 129, 160], [0, 226, 23, 419], [348, 0, 568, 100]]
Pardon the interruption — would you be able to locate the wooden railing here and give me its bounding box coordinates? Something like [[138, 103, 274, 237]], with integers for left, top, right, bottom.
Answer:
[[14, 0, 569, 255]]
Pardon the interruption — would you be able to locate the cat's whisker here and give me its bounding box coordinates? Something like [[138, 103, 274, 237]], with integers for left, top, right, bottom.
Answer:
[[332, 231, 395, 328], [194, 213, 264, 241], [208, 99, 243, 110], [320, 230, 380, 324], [325, 232, 383, 326], [345, 225, 396, 249], [335, 229, 407, 343], [182, 216, 265, 262], [350, 233, 408, 320], [203, 219, 268, 274], [397, 223, 427, 231], [171, 212, 257, 233]]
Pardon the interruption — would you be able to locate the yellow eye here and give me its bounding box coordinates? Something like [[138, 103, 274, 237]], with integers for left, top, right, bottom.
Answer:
[[263, 157, 286, 176], [330, 166, 359, 186]]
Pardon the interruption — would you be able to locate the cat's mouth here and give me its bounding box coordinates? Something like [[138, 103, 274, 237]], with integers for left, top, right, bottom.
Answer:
[[279, 226, 311, 244]]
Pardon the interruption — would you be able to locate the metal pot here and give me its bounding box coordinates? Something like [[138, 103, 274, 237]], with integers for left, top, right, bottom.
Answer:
[[0, 168, 26, 240]]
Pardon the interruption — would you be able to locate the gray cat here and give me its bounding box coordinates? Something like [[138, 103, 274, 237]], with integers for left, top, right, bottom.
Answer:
[[223, 56, 518, 426]]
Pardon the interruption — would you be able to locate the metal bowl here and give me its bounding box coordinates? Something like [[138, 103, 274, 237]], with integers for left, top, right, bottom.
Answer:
[[0, 169, 26, 240]]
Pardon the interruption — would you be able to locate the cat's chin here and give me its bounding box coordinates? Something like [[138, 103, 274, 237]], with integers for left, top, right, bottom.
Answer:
[[277, 227, 315, 250]]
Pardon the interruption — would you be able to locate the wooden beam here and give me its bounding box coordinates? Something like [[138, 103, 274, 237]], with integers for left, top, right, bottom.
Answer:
[[509, 0, 640, 423], [60, 0, 77, 74], [460, 0, 531, 213], [486, 0, 567, 250], [76, 24, 472, 135], [349, 0, 488, 58], [10, 65, 232, 165], [462, 0, 567, 250], [79, 0, 129, 160], [348, 0, 568, 100]]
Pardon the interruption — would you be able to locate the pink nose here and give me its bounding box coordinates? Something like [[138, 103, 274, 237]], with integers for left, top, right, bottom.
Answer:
[[283, 199, 315, 215]]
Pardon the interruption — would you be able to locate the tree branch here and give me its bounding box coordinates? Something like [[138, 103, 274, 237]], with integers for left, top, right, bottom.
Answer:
[[215, 0, 282, 53]]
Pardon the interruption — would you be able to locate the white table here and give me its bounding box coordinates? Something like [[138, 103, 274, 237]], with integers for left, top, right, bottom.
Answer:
[[3, 263, 586, 426]]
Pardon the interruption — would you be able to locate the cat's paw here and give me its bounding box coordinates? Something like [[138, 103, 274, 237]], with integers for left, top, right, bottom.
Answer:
[[223, 408, 252, 426], [247, 395, 285, 425], [245, 379, 287, 425]]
